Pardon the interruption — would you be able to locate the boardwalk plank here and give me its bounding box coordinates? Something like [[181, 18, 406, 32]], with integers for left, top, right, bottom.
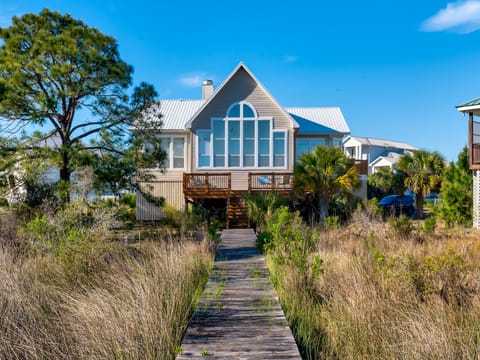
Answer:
[[177, 229, 301, 359]]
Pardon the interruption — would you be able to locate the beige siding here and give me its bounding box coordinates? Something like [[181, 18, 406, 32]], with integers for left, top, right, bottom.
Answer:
[[288, 129, 295, 170], [231, 171, 249, 191], [136, 172, 185, 221], [190, 67, 294, 172]]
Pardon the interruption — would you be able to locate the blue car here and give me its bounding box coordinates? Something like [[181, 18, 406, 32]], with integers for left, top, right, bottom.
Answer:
[[379, 195, 415, 217]]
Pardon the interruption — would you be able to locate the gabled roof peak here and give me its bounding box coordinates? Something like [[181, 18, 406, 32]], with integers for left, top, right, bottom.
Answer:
[[185, 62, 298, 129]]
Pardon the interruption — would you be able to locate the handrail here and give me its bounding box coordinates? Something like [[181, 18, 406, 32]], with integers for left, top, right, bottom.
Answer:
[[248, 172, 294, 191]]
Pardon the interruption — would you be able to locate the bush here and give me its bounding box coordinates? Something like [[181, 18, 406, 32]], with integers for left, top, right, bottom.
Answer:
[[423, 216, 437, 235], [0, 197, 8, 207], [324, 215, 340, 230], [388, 215, 414, 239]]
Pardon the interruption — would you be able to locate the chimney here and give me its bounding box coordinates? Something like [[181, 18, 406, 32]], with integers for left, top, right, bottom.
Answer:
[[202, 80, 214, 99]]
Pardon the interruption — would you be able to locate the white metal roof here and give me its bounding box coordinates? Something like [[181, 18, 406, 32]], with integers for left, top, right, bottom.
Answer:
[[345, 136, 418, 151], [145, 99, 204, 131], [147, 100, 350, 134], [285, 107, 350, 134]]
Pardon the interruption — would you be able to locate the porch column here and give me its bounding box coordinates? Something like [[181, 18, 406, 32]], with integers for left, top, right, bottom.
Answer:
[[469, 112, 474, 167]]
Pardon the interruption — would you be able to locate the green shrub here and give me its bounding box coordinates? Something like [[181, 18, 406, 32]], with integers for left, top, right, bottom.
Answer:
[[423, 216, 437, 235], [324, 215, 340, 230], [388, 215, 414, 239], [0, 197, 8, 207], [243, 192, 287, 231], [256, 231, 273, 252]]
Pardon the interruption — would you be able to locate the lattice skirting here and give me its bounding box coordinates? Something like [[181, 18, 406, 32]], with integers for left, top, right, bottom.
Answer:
[[474, 170, 480, 229]]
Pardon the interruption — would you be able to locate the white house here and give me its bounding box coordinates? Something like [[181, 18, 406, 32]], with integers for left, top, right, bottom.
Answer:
[[343, 136, 417, 175]]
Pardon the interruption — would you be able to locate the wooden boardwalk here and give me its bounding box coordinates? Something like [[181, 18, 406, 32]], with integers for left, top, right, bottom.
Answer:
[[177, 229, 301, 359]]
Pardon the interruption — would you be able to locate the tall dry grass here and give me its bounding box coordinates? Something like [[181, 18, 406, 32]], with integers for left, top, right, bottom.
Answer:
[[0, 207, 212, 359], [267, 210, 480, 359]]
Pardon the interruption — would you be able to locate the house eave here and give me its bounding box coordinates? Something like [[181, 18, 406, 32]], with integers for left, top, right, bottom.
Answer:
[[457, 105, 480, 116]]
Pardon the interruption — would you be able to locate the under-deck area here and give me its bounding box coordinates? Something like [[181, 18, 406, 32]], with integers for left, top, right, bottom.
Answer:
[[183, 172, 294, 228]]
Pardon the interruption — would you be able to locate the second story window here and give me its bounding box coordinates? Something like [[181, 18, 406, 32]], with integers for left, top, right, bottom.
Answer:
[[146, 136, 185, 170], [197, 102, 287, 169]]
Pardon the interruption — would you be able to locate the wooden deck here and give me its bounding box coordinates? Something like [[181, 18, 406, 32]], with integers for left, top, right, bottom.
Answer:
[[177, 229, 301, 359]]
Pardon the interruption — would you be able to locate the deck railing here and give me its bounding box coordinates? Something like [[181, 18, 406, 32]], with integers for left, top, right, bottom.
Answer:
[[183, 173, 231, 196], [248, 172, 294, 192], [183, 172, 295, 196], [473, 143, 480, 164], [470, 120, 480, 166]]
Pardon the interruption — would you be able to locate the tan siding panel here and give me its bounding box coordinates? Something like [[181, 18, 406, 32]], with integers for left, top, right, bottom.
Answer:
[[231, 171, 249, 191], [136, 181, 184, 221], [289, 129, 295, 170], [143, 170, 183, 181]]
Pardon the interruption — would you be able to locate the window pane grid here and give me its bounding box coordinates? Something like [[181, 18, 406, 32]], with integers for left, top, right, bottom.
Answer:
[[200, 105, 286, 169]]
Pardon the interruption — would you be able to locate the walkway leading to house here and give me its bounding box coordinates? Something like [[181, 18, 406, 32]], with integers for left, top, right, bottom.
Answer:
[[177, 228, 301, 359]]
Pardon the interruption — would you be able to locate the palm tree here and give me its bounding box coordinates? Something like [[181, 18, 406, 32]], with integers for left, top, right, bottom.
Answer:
[[397, 150, 445, 218], [243, 192, 286, 231], [294, 145, 359, 224]]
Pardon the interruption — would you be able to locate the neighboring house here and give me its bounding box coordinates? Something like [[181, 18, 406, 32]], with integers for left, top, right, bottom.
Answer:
[[369, 152, 403, 174], [4, 136, 62, 204], [137, 62, 350, 227], [456, 97, 480, 228], [343, 136, 417, 175], [3, 135, 110, 204]]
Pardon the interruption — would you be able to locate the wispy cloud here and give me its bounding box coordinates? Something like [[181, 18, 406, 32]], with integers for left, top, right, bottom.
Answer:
[[422, 0, 480, 33], [178, 73, 207, 87], [283, 55, 298, 63]]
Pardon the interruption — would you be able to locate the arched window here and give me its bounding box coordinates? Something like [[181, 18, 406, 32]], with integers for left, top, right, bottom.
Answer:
[[197, 102, 287, 169]]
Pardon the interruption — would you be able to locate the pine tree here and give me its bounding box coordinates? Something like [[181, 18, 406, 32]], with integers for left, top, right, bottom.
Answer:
[[438, 147, 472, 227]]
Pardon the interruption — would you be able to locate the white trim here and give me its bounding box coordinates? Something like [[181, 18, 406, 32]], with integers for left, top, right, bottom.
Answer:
[[226, 101, 258, 119], [457, 105, 480, 113]]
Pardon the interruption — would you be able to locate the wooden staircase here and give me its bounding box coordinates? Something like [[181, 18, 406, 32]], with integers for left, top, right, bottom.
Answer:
[[227, 192, 249, 229]]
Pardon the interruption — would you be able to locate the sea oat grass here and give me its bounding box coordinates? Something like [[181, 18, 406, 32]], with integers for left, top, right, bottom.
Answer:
[[266, 214, 480, 359], [0, 206, 212, 359]]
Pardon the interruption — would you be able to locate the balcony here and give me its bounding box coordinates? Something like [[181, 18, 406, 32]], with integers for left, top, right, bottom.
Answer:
[[183, 173, 231, 198], [183, 172, 294, 198]]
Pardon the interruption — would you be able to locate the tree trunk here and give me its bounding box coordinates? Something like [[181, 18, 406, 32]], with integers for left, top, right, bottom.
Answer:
[[416, 193, 424, 219], [318, 195, 329, 224], [59, 148, 72, 203]]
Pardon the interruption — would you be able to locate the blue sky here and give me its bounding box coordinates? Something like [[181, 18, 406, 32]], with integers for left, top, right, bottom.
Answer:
[[2, 1, 480, 161]]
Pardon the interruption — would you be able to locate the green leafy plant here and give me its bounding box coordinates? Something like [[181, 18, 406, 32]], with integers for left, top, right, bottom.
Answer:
[[388, 215, 414, 239]]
